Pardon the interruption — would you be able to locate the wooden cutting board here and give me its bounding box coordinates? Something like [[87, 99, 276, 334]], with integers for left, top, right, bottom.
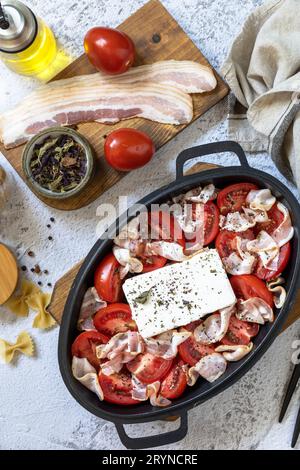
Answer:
[[48, 161, 300, 332], [0, 0, 228, 211]]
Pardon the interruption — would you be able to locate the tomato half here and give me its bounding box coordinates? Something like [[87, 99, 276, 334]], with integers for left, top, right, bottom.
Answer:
[[189, 201, 220, 246], [178, 326, 215, 366], [99, 370, 140, 405], [215, 228, 255, 259], [141, 254, 167, 273], [84, 27, 135, 75], [230, 274, 274, 307], [126, 353, 173, 384], [255, 242, 291, 281], [94, 253, 123, 303], [148, 211, 185, 247], [104, 128, 155, 171], [254, 203, 284, 235], [221, 316, 259, 346], [71, 331, 109, 370], [217, 183, 258, 215], [93, 303, 137, 337], [160, 359, 187, 400]]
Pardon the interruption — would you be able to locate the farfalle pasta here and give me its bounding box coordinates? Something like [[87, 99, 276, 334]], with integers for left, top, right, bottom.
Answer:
[[27, 292, 55, 329], [0, 331, 34, 363], [5, 279, 39, 316], [4, 278, 56, 329]]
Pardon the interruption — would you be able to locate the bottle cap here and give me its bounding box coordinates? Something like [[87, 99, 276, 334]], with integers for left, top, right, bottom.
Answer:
[[0, 0, 37, 53]]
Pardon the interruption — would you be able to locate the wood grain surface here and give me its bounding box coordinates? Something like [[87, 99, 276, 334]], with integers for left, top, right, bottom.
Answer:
[[0, 243, 18, 305], [0, 0, 228, 211], [48, 161, 300, 333]]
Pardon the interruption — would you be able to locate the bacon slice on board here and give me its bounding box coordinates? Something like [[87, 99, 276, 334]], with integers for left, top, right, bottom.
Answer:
[[0, 60, 217, 148]]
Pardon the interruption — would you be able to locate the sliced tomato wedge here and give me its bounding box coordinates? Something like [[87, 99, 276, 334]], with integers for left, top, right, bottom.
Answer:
[[189, 201, 220, 246], [148, 210, 185, 247], [94, 253, 123, 303], [126, 353, 173, 384], [93, 303, 137, 337], [217, 182, 258, 215], [221, 316, 259, 346], [215, 228, 255, 259], [178, 326, 215, 366], [255, 242, 291, 281], [98, 370, 140, 405], [71, 331, 109, 370], [160, 359, 187, 400], [230, 274, 274, 307], [254, 203, 284, 235], [141, 254, 167, 273]]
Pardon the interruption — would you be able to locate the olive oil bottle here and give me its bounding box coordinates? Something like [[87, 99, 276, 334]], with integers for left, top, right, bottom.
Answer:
[[0, 0, 57, 77]]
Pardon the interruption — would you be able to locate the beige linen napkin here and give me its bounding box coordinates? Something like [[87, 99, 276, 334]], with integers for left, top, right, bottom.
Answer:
[[221, 0, 300, 187]]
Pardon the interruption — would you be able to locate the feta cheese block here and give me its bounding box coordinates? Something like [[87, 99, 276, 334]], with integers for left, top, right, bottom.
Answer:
[[123, 249, 236, 338]]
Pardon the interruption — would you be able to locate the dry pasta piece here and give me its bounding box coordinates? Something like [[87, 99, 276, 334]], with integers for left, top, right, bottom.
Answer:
[[4, 279, 39, 316], [26, 292, 56, 329], [0, 331, 34, 363]]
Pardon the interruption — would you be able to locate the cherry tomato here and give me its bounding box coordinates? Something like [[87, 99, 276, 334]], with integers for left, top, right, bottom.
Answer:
[[84, 27, 135, 75], [148, 211, 185, 247], [189, 201, 219, 246], [178, 326, 215, 366], [230, 274, 274, 307], [104, 128, 155, 172], [99, 370, 140, 405], [217, 183, 258, 215], [93, 303, 137, 337], [255, 242, 291, 281], [254, 203, 284, 235], [215, 229, 255, 259], [160, 359, 187, 400], [221, 316, 259, 346], [71, 331, 109, 370], [126, 353, 173, 384], [141, 254, 167, 273], [94, 253, 123, 303]]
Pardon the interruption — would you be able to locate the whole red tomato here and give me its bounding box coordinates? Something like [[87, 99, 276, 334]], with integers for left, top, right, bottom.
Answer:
[[84, 27, 135, 75], [104, 128, 155, 171]]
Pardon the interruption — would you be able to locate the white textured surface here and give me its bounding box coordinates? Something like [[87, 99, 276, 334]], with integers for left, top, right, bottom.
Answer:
[[0, 0, 300, 451]]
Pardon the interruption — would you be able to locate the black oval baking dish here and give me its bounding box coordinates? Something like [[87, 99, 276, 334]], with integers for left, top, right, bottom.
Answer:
[[58, 141, 300, 449]]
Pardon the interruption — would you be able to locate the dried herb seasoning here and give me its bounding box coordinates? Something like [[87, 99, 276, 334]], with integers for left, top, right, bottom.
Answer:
[[30, 134, 87, 193]]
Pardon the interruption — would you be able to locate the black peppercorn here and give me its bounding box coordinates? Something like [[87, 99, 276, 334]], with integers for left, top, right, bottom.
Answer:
[[21, 266, 27, 272], [48, 236, 53, 241]]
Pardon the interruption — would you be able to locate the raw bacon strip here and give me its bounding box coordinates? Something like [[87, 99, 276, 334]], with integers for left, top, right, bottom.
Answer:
[[246, 189, 276, 211], [72, 356, 103, 401], [215, 343, 253, 361], [236, 297, 274, 324], [183, 184, 217, 204], [219, 207, 268, 233], [0, 82, 193, 148], [77, 287, 107, 331], [187, 353, 227, 385], [131, 376, 171, 406], [94, 60, 217, 93], [222, 251, 256, 275], [147, 381, 171, 407], [266, 277, 286, 308], [112, 246, 143, 278], [145, 330, 191, 359], [193, 305, 234, 344], [246, 230, 279, 269], [271, 203, 294, 247], [144, 241, 187, 261], [96, 331, 144, 360]]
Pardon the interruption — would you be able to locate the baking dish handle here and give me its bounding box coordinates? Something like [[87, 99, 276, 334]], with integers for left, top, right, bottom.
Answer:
[[176, 140, 250, 179], [115, 411, 188, 449]]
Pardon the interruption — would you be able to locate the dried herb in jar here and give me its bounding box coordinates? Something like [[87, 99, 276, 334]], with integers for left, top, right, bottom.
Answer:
[[30, 134, 87, 193]]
